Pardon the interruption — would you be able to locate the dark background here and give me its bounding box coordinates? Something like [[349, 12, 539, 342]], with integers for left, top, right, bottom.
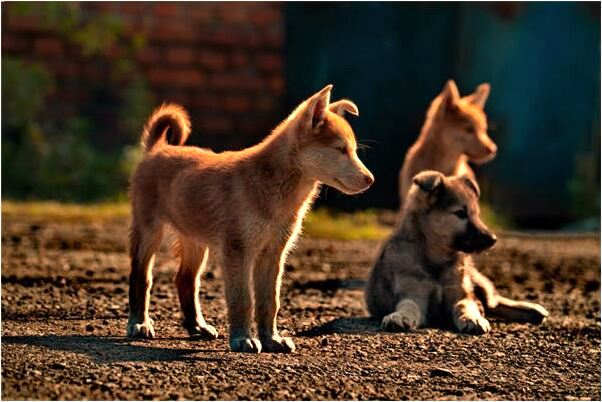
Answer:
[[2, 2, 600, 229]]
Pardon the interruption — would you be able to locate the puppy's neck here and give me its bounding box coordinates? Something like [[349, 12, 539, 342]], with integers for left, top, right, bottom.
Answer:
[[253, 120, 319, 216], [415, 102, 465, 175], [398, 209, 459, 266]]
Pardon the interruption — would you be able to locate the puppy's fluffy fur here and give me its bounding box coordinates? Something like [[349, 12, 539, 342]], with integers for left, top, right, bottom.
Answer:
[[127, 85, 374, 353], [366, 171, 548, 334], [399, 80, 497, 206]]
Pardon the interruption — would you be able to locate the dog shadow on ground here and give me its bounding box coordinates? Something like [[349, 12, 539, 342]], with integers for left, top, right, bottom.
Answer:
[[292, 278, 384, 337], [297, 316, 383, 337], [1, 335, 225, 364]]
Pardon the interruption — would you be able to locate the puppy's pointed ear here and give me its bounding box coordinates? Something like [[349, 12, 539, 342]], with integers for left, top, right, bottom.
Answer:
[[329, 99, 359, 117], [306, 84, 333, 129], [440, 79, 460, 113], [461, 175, 481, 198], [464, 83, 490, 108], [413, 170, 444, 193]]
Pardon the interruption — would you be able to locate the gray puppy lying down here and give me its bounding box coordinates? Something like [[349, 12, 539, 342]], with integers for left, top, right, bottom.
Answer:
[[365, 171, 548, 334]]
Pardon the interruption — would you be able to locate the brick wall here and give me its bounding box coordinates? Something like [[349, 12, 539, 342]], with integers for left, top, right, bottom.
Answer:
[[2, 2, 285, 151]]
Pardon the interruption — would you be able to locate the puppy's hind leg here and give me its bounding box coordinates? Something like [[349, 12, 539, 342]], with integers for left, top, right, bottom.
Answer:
[[174, 236, 218, 340], [471, 268, 549, 324], [127, 222, 163, 339], [487, 296, 549, 324]]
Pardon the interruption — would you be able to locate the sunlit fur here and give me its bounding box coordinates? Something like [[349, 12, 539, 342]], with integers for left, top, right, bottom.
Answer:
[[366, 171, 549, 334], [399, 80, 498, 207], [126, 85, 374, 353]]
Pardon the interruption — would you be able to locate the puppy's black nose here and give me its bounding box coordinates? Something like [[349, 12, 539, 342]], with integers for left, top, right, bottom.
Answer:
[[482, 232, 497, 248]]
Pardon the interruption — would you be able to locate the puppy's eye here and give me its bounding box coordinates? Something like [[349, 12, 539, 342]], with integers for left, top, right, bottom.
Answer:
[[465, 125, 475, 134], [335, 146, 347, 154], [453, 209, 468, 219]]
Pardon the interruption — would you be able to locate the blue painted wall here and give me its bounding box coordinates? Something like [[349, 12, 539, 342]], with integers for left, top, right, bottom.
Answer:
[[285, 2, 600, 227]]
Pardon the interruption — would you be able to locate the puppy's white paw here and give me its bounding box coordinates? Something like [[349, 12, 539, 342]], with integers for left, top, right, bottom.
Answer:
[[230, 337, 262, 353], [187, 323, 219, 340], [127, 320, 155, 339], [261, 336, 295, 353], [382, 311, 418, 332], [456, 315, 490, 335]]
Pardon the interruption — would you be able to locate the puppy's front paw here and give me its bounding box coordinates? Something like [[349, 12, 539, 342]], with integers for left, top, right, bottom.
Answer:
[[382, 311, 418, 332], [127, 320, 155, 339], [230, 337, 262, 353], [456, 315, 490, 335], [261, 336, 295, 353], [186, 323, 219, 340]]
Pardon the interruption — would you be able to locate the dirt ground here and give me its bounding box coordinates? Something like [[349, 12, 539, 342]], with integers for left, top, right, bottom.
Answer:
[[1, 214, 600, 400]]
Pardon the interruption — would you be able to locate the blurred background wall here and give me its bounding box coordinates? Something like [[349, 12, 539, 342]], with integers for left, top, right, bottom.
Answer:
[[2, 2, 600, 229]]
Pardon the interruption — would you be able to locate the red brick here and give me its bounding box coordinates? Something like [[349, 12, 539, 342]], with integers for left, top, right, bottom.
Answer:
[[248, 7, 281, 25], [166, 47, 194, 65], [255, 97, 276, 112], [149, 26, 197, 43], [239, 119, 270, 136], [241, 30, 262, 48], [2, 35, 30, 52], [137, 47, 161, 64], [148, 67, 204, 87], [263, 27, 284, 48], [154, 3, 180, 18], [229, 51, 248, 68], [210, 73, 265, 91], [6, 15, 39, 31], [268, 75, 285, 95], [120, 2, 147, 15], [223, 95, 251, 112], [192, 96, 222, 111], [34, 38, 64, 56], [81, 64, 105, 81], [199, 115, 234, 134], [198, 50, 227, 70], [201, 28, 240, 47], [49, 61, 79, 78], [256, 53, 283, 72], [189, 5, 214, 23], [217, 4, 248, 25]]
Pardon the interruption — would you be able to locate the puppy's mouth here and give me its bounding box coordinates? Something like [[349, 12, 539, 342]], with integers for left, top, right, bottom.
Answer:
[[467, 150, 497, 164], [334, 178, 368, 195]]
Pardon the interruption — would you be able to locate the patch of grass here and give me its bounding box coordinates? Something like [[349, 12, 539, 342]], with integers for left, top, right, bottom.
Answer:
[[1, 200, 131, 222], [2, 201, 392, 240], [480, 202, 513, 231], [304, 208, 391, 240], [2, 201, 391, 240]]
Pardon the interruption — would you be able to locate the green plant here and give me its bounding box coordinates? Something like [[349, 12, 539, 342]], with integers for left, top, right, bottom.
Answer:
[[2, 3, 152, 202]]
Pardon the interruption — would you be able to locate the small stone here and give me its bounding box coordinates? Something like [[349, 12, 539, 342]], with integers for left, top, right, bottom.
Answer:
[[321, 337, 329, 346], [51, 362, 66, 370], [430, 368, 454, 378]]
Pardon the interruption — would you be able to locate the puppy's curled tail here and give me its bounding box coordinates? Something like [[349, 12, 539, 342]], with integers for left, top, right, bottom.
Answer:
[[141, 103, 191, 151]]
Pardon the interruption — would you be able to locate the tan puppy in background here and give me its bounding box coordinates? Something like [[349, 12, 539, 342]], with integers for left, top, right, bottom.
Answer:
[[399, 80, 497, 206], [127, 85, 374, 353], [366, 171, 548, 334]]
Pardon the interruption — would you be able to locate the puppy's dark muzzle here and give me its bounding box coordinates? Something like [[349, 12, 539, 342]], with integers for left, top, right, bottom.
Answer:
[[453, 223, 497, 253]]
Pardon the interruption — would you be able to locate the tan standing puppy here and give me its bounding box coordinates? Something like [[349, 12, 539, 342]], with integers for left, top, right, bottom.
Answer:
[[127, 85, 374, 353], [399, 80, 497, 206]]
